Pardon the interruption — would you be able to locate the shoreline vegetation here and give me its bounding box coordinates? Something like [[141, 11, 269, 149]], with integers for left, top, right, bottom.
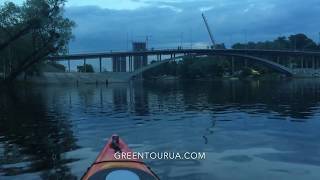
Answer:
[[142, 56, 286, 82], [0, 0, 74, 84], [145, 58, 243, 80]]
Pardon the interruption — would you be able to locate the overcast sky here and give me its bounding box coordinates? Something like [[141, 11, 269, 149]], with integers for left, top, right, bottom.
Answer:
[[2, 0, 320, 53]]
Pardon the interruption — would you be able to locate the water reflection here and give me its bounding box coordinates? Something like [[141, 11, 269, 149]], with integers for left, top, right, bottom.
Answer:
[[0, 86, 79, 179], [145, 79, 320, 119], [0, 79, 320, 180], [113, 86, 127, 111], [132, 83, 149, 116]]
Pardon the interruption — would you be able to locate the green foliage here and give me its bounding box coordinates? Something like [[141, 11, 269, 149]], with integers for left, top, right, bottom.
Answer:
[[241, 67, 253, 77], [0, 2, 22, 29], [232, 33, 319, 50], [180, 57, 228, 78], [0, 0, 75, 81], [288, 34, 318, 50], [143, 61, 178, 78], [143, 56, 229, 79], [77, 64, 94, 73]]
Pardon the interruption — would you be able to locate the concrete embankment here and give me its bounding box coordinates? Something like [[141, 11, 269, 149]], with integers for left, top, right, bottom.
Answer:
[[6, 68, 320, 85], [292, 69, 320, 78], [17, 72, 133, 84]]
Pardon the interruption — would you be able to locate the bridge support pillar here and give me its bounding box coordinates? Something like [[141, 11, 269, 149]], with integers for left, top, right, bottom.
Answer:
[[113, 56, 127, 72], [84, 58, 87, 72], [277, 57, 280, 64], [129, 56, 132, 72], [289, 57, 293, 69], [99, 57, 102, 73], [244, 59, 248, 68], [68, 59, 70, 72], [128, 56, 130, 72], [231, 57, 235, 75], [131, 56, 133, 72]]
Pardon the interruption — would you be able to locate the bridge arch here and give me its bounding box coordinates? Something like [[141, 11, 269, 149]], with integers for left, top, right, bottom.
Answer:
[[219, 53, 293, 76], [130, 53, 294, 79]]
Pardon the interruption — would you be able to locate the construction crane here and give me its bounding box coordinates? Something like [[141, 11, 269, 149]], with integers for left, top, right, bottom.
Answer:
[[202, 13, 216, 49]]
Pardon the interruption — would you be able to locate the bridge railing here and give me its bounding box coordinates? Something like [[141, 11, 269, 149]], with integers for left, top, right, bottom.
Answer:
[[58, 48, 320, 57]]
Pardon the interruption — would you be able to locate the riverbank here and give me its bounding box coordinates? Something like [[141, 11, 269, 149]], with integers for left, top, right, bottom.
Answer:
[[13, 72, 133, 84], [2, 70, 320, 86], [145, 73, 294, 82]]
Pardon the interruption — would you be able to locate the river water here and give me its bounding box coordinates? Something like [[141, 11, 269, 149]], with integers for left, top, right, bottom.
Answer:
[[0, 79, 320, 180]]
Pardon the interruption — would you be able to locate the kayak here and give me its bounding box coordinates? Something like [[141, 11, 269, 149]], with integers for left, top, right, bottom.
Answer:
[[82, 135, 160, 180]]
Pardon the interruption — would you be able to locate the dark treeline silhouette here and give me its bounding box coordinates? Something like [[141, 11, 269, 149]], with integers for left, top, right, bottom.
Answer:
[[77, 64, 95, 73], [143, 56, 271, 79], [0, 0, 74, 83], [143, 57, 231, 79], [232, 33, 320, 51]]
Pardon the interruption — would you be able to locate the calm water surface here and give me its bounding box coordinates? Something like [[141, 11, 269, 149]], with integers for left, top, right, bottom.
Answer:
[[1, 79, 320, 180]]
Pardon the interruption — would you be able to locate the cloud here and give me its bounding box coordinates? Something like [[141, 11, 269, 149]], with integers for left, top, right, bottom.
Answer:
[[66, 0, 147, 10], [64, 0, 320, 53]]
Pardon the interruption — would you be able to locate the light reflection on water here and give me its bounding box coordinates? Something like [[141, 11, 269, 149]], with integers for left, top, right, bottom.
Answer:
[[0, 79, 320, 180]]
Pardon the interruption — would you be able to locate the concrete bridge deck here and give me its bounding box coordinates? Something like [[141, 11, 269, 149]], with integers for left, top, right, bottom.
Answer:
[[48, 49, 320, 61], [35, 48, 320, 84]]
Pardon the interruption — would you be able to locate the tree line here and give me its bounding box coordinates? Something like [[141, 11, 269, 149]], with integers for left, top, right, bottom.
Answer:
[[232, 34, 319, 50]]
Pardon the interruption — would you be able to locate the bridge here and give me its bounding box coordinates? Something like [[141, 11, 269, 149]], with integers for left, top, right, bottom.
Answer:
[[47, 48, 320, 82]]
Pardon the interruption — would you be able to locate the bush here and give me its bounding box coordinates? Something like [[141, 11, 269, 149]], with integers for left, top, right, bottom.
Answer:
[[77, 64, 94, 73]]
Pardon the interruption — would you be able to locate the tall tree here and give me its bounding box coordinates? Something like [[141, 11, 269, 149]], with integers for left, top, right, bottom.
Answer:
[[288, 34, 318, 50], [0, 0, 75, 82]]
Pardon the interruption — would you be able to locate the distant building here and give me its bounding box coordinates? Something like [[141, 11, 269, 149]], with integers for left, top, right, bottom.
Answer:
[[132, 42, 146, 51], [112, 56, 126, 72], [132, 42, 148, 70]]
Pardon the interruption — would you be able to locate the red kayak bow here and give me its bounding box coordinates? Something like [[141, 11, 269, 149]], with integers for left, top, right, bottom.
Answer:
[[82, 135, 159, 180]]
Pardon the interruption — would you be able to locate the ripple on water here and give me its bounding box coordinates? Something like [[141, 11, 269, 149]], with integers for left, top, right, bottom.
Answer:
[[1, 81, 320, 180]]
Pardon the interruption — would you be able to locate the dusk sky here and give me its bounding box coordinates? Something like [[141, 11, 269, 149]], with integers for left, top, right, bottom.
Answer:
[[2, 0, 320, 53]]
